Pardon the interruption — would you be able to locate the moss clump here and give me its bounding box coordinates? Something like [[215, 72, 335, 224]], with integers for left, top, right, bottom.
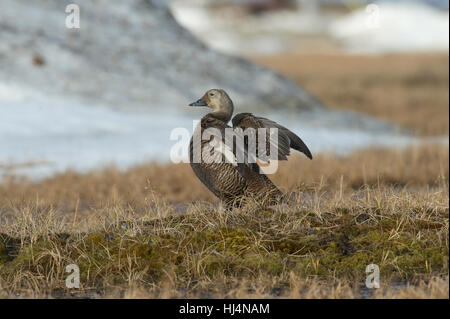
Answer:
[[0, 241, 7, 265], [66, 232, 181, 285], [241, 252, 285, 276], [187, 227, 255, 255], [0, 234, 21, 265]]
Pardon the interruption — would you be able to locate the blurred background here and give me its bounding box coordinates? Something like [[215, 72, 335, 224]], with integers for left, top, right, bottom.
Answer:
[[170, 0, 449, 55], [0, 0, 448, 179]]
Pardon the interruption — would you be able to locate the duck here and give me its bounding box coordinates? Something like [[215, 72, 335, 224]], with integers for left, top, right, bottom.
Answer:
[[188, 89, 312, 208]]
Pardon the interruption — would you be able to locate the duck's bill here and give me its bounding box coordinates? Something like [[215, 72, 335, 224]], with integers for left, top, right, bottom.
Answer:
[[189, 99, 207, 107]]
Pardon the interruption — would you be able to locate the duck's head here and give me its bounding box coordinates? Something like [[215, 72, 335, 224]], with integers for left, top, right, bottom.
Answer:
[[189, 89, 234, 122]]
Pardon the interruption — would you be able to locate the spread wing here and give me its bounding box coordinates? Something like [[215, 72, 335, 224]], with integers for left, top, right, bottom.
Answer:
[[232, 112, 313, 161]]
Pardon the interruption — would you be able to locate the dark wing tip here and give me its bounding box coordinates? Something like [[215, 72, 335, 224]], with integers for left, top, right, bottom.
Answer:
[[297, 143, 312, 159], [301, 146, 313, 160], [287, 132, 313, 160]]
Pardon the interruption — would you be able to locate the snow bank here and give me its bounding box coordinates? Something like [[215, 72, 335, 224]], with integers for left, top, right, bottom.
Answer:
[[330, 2, 449, 54]]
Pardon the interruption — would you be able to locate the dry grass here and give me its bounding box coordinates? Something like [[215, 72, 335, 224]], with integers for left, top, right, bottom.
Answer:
[[0, 183, 448, 298], [0, 145, 448, 298], [1, 144, 446, 213], [252, 54, 449, 137]]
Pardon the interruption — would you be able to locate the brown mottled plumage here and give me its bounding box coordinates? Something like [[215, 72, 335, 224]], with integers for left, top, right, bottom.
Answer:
[[188, 89, 312, 208]]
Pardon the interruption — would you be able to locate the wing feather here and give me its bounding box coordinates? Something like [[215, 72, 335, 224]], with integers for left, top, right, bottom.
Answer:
[[232, 113, 313, 160]]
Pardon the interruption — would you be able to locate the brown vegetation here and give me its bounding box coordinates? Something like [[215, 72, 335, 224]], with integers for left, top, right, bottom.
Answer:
[[0, 145, 448, 298], [252, 54, 449, 136], [1, 145, 447, 215]]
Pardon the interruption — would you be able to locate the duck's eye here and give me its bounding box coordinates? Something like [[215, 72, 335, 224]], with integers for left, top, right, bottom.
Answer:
[[209, 93, 214, 96]]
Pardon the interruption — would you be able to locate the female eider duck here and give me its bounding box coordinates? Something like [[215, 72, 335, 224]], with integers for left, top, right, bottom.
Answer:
[[188, 89, 312, 208]]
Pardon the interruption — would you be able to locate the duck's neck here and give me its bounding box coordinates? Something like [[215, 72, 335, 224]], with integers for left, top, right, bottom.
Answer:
[[210, 99, 234, 123], [210, 110, 232, 123]]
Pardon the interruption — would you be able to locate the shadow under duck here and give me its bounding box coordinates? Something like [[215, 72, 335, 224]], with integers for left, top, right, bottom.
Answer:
[[188, 89, 312, 208]]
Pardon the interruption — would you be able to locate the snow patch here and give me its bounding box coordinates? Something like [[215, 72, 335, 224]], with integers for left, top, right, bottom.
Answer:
[[330, 2, 449, 54]]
